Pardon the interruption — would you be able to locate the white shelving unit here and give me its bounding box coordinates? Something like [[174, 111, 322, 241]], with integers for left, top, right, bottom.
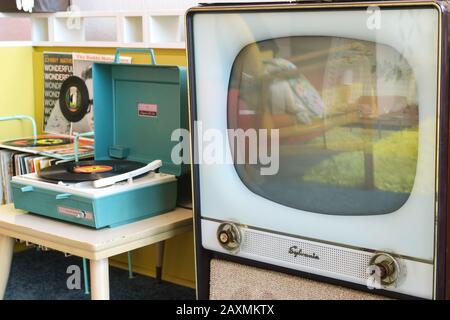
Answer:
[[0, 10, 186, 49]]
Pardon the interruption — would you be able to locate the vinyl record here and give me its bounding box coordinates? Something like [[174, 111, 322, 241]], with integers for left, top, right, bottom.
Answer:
[[3, 137, 73, 148], [38, 160, 146, 182], [59, 76, 90, 123]]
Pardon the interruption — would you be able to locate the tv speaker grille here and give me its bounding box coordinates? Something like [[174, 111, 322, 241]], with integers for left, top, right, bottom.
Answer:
[[241, 229, 371, 281]]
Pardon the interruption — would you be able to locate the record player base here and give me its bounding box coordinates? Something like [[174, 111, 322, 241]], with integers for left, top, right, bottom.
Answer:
[[10, 177, 177, 229], [0, 204, 192, 300]]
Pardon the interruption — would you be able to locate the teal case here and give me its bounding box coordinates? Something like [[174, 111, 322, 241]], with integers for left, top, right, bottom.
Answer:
[[94, 63, 189, 175], [12, 62, 188, 229]]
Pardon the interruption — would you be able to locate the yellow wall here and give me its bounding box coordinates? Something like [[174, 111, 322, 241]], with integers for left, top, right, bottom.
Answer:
[[0, 46, 34, 253], [31, 47, 196, 288], [0, 46, 34, 140]]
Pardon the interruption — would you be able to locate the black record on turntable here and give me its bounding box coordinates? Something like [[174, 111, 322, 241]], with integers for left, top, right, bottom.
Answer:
[[38, 160, 146, 182], [59, 76, 91, 123], [3, 137, 73, 148]]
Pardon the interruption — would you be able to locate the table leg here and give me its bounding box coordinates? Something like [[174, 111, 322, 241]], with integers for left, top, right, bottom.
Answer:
[[0, 235, 14, 300], [90, 258, 109, 300], [155, 241, 165, 284], [82, 258, 90, 295]]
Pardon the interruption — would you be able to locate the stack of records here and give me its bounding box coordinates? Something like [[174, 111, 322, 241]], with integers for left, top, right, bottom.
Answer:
[[0, 135, 94, 204], [0, 149, 67, 204], [0, 134, 94, 161]]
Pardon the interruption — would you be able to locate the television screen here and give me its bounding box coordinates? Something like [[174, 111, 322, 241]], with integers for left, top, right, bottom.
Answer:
[[228, 36, 419, 215]]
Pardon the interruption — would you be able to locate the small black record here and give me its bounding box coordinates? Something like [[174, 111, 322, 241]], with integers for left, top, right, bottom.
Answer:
[[3, 137, 73, 148], [38, 160, 146, 182], [59, 76, 91, 123]]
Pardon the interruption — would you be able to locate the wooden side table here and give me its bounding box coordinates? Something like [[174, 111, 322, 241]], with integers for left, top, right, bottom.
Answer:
[[0, 204, 193, 300]]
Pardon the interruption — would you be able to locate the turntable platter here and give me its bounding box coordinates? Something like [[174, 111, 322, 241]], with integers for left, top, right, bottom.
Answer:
[[38, 160, 146, 182]]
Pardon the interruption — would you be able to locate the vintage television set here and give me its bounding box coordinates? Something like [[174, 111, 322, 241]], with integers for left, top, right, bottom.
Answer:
[[186, 1, 450, 299]]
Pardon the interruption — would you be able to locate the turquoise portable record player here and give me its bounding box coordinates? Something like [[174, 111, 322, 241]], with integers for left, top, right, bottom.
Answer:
[[11, 49, 189, 229]]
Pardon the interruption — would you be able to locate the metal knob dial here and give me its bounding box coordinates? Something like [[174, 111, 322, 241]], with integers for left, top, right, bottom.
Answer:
[[368, 252, 401, 287], [217, 222, 241, 252]]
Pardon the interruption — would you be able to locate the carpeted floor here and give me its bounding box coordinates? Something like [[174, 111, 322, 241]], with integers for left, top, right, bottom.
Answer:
[[4, 249, 196, 300]]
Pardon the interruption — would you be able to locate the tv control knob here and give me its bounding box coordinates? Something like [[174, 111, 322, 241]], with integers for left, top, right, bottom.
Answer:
[[217, 222, 241, 252], [368, 252, 401, 287]]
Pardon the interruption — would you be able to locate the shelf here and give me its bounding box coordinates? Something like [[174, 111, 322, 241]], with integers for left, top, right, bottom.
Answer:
[[31, 41, 186, 49], [0, 10, 187, 49], [120, 16, 144, 43], [0, 41, 33, 47], [149, 15, 184, 43]]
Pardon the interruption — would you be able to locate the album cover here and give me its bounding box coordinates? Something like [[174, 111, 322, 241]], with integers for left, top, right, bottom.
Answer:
[[43, 52, 132, 135]]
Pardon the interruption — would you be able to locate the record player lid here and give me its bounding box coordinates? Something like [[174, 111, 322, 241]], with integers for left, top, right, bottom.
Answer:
[[93, 62, 188, 176]]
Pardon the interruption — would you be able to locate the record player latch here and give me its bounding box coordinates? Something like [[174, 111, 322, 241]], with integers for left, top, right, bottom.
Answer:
[[56, 193, 72, 200], [20, 185, 34, 193]]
